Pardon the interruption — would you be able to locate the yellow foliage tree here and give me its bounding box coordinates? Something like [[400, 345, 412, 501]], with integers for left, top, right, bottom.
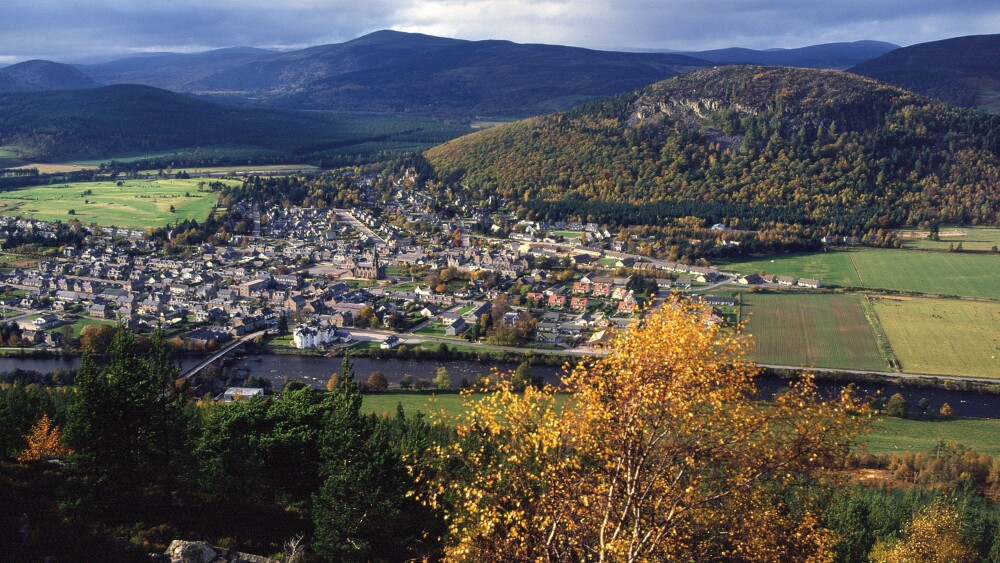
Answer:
[[17, 413, 72, 462], [416, 297, 870, 561], [871, 501, 976, 563]]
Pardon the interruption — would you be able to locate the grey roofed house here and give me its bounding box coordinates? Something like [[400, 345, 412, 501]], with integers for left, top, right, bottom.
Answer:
[[798, 278, 821, 288], [444, 317, 467, 336]]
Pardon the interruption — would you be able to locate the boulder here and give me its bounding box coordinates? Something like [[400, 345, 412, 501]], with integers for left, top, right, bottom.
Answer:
[[163, 540, 276, 563]]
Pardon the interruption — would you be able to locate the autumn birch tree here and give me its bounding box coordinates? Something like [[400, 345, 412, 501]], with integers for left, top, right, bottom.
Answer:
[[417, 297, 870, 561]]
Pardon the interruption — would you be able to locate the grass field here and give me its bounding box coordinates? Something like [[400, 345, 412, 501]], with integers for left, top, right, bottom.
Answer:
[[897, 227, 1000, 252], [362, 392, 571, 421], [9, 164, 99, 174], [865, 417, 1000, 456], [718, 249, 1000, 299], [0, 178, 239, 228], [0, 148, 27, 168], [873, 297, 1000, 378], [363, 393, 1000, 456], [51, 317, 115, 339], [137, 164, 320, 175], [741, 293, 888, 371]]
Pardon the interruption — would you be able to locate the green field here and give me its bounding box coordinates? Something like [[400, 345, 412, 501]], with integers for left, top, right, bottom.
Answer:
[[0, 148, 27, 168], [865, 417, 1000, 456], [897, 227, 1000, 252], [873, 297, 1000, 378], [138, 164, 320, 175], [51, 317, 115, 339], [0, 178, 239, 228], [741, 293, 888, 371], [363, 393, 1000, 457], [719, 249, 1000, 299], [362, 392, 570, 421]]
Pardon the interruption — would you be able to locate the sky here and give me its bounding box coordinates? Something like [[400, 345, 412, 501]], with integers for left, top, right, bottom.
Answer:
[[2, 0, 999, 64]]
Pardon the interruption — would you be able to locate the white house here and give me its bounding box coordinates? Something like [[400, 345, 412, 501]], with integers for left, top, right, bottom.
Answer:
[[293, 320, 352, 349]]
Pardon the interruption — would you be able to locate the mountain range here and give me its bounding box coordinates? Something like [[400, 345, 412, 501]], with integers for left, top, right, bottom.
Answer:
[[3, 31, 1000, 118], [74, 30, 711, 116], [850, 34, 1000, 112], [667, 40, 898, 69]]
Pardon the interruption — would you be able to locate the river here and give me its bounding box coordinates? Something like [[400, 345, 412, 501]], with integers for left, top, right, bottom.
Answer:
[[4, 353, 999, 419]]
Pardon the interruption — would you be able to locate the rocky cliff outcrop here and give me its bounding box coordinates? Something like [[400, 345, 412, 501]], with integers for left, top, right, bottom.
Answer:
[[154, 540, 277, 563]]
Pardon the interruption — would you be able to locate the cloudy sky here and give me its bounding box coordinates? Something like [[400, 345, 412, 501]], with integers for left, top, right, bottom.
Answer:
[[2, 0, 999, 64]]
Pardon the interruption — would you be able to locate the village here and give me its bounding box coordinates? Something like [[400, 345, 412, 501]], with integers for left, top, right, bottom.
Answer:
[[0, 169, 824, 361]]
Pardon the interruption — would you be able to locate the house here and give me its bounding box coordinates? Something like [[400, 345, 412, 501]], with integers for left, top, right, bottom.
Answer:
[[570, 297, 588, 310], [591, 282, 612, 297], [777, 276, 796, 286], [87, 303, 114, 319], [799, 278, 821, 288], [380, 335, 400, 349], [33, 314, 62, 330], [222, 387, 264, 402], [444, 317, 467, 336], [692, 295, 736, 307], [737, 273, 763, 285], [617, 292, 638, 313], [547, 294, 566, 308], [502, 311, 520, 327]]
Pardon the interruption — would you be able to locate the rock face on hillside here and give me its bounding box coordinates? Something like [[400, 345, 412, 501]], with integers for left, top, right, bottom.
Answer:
[[154, 540, 276, 563]]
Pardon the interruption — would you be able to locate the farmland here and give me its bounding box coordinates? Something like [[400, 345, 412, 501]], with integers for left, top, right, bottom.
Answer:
[[897, 227, 1000, 252], [740, 293, 888, 371], [362, 393, 1000, 456], [865, 417, 1000, 456], [873, 297, 1000, 378], [0, 178, 239, 228], [718, 249, 1000, 299]]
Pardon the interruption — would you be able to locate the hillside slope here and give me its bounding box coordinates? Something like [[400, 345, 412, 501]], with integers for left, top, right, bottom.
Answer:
[[427, 66, 1000, 237], [850, 34, 1000, 111], [0, 85, 468, 161], [75, 47, 277, 90], [0, 60, 97, 92], [187, 30, 710, 116]]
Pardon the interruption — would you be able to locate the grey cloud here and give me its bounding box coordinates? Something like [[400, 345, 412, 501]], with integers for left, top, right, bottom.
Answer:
[[1, 0, 998, 62]]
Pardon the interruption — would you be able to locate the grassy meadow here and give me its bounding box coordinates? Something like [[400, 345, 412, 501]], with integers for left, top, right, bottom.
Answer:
[[719, 249, 1000, 299], [865, 417, 1000, 456], [897, 227, 1000, 252], [873, 297, 1000, 378], [0, 178, 239, 228], [363, 393, 1000, 457], [741, 293, 888, 371], [0, 148, 28, 168]]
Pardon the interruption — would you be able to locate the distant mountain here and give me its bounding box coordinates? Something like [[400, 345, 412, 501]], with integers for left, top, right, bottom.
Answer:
[[427, 66, 1000, 239], [850, 34, 1000, 111], [675, 41, 898, 70], [75, 47, 278, 90], [182, 30, 710, 116], [0, 60, 97, 92], [0, 85, 468, 161]]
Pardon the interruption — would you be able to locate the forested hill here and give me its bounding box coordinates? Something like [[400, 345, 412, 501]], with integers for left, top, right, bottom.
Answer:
[[0, 60, 97, 92], [0, 85, 469, 162], [426, 66, 1000, 238]]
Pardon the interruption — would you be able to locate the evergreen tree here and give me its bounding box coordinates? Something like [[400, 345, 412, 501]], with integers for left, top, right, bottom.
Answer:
[[63, 326, 194, 522], [312, 357, 433, 561]]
